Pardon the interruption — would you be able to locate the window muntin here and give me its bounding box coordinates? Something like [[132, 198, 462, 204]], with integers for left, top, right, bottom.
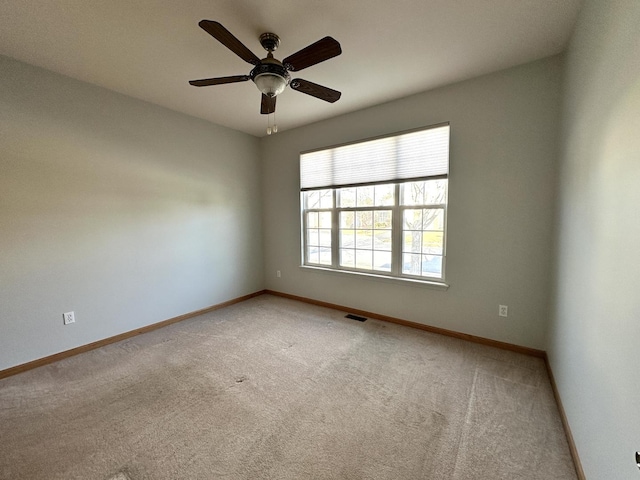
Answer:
[[300, 124, 449, 283]]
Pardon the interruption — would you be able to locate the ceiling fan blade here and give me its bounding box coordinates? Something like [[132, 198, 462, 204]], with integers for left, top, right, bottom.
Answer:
[[290, 78, 341, 103], [189, 75, 250, 87], [261, 94, 276, 114], [283, 37, 342, 71], [198, 20, 260, 65]]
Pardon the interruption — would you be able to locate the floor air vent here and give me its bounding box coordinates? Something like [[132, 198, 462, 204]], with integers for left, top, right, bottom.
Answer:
[[345, 314, 367, 322]]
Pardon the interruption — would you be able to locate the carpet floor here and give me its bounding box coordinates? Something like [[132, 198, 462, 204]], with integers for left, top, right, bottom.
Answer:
[[0, 294, 577, 479]]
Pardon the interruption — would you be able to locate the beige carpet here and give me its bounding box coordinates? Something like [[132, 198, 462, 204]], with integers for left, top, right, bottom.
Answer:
[[0, 294, 577, 479]]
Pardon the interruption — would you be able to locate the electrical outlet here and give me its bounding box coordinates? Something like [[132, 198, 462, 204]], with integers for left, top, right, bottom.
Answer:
[[63, 311, 75, 325], [276, 270, 281, 278], [499, 305, 508, 317]]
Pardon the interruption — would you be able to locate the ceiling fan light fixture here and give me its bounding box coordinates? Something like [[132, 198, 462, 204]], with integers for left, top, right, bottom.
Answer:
[[250, 61, 290, 98], [254, 72, 287, 97]]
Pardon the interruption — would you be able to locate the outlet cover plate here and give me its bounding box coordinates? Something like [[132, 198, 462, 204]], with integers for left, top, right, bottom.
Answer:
[[499, 305, 508, 317], [63, 311, 75, 325]]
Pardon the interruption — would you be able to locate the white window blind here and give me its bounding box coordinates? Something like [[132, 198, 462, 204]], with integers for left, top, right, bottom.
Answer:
[[300, 123, 450, 191]]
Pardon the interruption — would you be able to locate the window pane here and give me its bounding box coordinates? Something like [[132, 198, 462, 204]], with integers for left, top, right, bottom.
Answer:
[[423, 209, 444, 231], [319, 189, 333, 209], [422, 231, 443, 255], [340, 249, 355, 268], [374, 251, 392, 271], [376, 211, 392, 229], [374, 210, 392, 229], [319, 247, 332, 265], [402, 253, 422, 275], [340, 229, 355, 248], [424, 179, 447, 204], [374, 230, 392, 251], [305, 189, 333, 209], [319, 229, 332, 247], [356, 186, 374, 206], [403, 231, 421, 253], [355, 250, 373, 270], [422, 255, 442, 277], [374, 184, 395, 206], [355, 230, 373, 249], [307, 229, 319, 246], [338, 188, 356, 208], [307, 247, 319, 264], [401, 180, 447, 205], [356, 211, 373, 228], [402, 181, 425, 206], [305, 191, 320, 209], [404, 209, 423, 229], [307, 211, 319, 228], [319, 212, 332, 228], [340, 211, 354, 228]]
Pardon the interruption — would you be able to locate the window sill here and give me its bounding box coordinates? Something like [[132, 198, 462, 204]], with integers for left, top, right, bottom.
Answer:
[[299, 265, 450, 291]]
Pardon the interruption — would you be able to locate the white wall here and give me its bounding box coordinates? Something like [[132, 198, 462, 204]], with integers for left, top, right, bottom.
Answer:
[[548, 1, 640, 478], [261, 56, 562, 350], [0, 55, 263, 371]]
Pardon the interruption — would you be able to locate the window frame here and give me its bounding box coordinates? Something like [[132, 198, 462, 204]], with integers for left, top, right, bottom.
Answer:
[[301, 179, 448, 284], [300, 123, 450, 286]]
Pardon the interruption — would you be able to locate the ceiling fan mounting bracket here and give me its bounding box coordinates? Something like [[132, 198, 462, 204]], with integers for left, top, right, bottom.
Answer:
[[259, 33, 280, 52]]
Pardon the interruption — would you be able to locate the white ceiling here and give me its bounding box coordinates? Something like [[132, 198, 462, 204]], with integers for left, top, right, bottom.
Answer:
[[1, 0, 582, 137]]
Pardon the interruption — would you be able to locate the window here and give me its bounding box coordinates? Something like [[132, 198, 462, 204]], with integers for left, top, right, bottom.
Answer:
[[301, 123, 449, 283]]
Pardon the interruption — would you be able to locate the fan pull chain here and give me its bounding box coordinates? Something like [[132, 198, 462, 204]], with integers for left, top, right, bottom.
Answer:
[[266, 112, 278, 135]]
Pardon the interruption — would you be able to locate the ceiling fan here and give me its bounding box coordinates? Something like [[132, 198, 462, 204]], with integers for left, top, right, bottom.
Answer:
[[189, 20, 342, 122]]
